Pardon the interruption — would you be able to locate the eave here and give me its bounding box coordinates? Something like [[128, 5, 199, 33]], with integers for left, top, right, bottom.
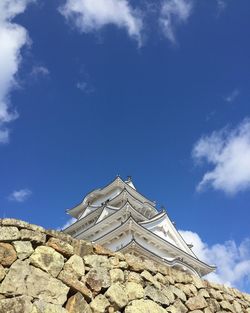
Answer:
[[94, 216, 216, 276], [119, 239, 200, 277]]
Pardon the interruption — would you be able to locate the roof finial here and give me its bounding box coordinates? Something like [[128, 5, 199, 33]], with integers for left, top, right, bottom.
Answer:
[[127, 175, 132, 182]]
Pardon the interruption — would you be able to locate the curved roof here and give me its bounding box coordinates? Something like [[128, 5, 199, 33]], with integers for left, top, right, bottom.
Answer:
[[119, 239, 199, 277], [67, 176, 157, 218], [94, 215, 216, 276]]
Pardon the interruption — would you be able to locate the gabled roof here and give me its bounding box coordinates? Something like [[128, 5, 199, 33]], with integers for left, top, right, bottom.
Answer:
[[67, 176, 156, 218], [93, 215, 215, 276], [75, 201, 149, 239]]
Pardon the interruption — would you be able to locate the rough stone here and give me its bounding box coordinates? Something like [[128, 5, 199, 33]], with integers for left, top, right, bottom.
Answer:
[[0, 264, 6, 281], [0, 226, 20, 242], [90, 294, 110, 313], [58, 270, 92, 301], [0, 242, 17, 266], [110, 268, 124, 283], [141, 270, 161, 289], [144, 285, 169, 305], [206, 298, 221, 312], [233, 300, 243, 312], [93, 244, 115, 256], [47, 237, 74, 257], [46, 230, 73, 244], [105, 282, 128, 309], [29, 246, 65, 277], [20, 229, 46, 244], [220, 300, 234, 312], [191, 276, 206, 290], [33, 300, 67, 313], [66, 292, 92, 313], [64, 255, 85, 278], [125, 254, 145, 272], [170, 284, 187, 302], [209, 288, 223, 300], [0, 260, 69, 305], [84, 255, 111, 268], [13, 241, 34, 260], [125, 281, 144, 300], [73, 239, 93, 257], [185, 295, 208, 311], [1, 219, 45, 233], [125, 299, 166, 313], [125, 271, 143, 284], [161, 286, 175, 304], [0, 295, 33, 313], [173, 299, 188, 313], [86, 267, 111, 292]]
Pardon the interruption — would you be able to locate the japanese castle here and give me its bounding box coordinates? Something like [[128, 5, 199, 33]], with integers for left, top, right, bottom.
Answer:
[[64, 176, 215, 277]]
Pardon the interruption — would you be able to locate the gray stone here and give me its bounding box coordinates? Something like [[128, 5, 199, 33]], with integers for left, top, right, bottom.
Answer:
[[1, 219, 45, 233], [0, 295, 33, 313], [144, 285, 169, 306], [20, 229, 46, 244], [29, 246, 64, 277], [33, 300, 67, 313], [170, 284, 187, 302], [84, 255, 110, 268], [125, 299, 166, 313], [185, 295, 208, 311], [73, 239, 93, 257], [86, 267, 111, 292], [105, 282, 128, 309], [0, 226, 20, 242], [0, 264, 6, 281], [125, 282, 144, 301], [110, 268, 124, 283], [90, 294, 110, 313], [47, 237, 74, 257], [0, 260, 69, 305], [64, 255, 85, 278], [13, 241, 34, 260], [58, 270, 92, 301]]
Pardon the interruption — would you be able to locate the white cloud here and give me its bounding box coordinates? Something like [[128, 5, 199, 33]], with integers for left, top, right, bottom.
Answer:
[[180, 230, 250, 290], [8, 188, 32, 202], [159, 0, 193, 43], [59, 0, 143, 45], [225, 89, 239, 103], [31, 65, 50, 77], [58, 217, 76, 231], [217, 0, 227, 15], [193, 118, 250, 195], [76, 81, 94, 93], [0, 0, 34, 143]]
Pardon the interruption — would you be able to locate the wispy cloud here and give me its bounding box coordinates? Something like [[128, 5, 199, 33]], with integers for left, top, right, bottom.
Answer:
[[58, 217, 76, 231], [180, 230, 250, 291], [192, 118, 250, 195], [8, 188, 32, 202], [59, 0, 143, 45], [159, 0, 193, 43], [0, 0, 35, 144], [224, 89, 239, 103], [217, 0, 227, 15], [31, 65, 50, 77], [76, 81, 94, 93]]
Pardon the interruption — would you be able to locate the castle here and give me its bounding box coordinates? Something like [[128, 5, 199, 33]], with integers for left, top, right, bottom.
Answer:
[[64, 176, 215, 277]]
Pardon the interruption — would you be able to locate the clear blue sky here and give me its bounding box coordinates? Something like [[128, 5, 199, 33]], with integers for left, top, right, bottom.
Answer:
[[1, 0, 250, 290]]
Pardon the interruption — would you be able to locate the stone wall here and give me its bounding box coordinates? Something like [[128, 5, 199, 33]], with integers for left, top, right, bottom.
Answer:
[[0, 219, 249, 313]]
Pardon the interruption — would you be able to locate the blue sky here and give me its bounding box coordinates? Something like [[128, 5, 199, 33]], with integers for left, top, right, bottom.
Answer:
[[1, 0, 250, 291]]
